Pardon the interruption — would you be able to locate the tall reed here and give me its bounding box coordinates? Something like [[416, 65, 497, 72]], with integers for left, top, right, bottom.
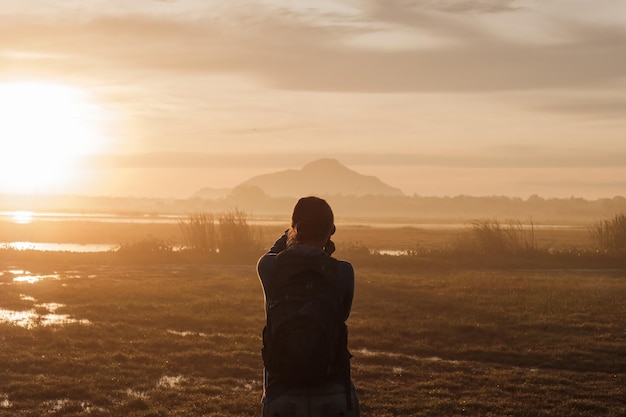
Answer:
[[178, 212, 217, 255], [179, 210, 262, 261], [590, 212, 626, 251], [461, 218, 537, 256]]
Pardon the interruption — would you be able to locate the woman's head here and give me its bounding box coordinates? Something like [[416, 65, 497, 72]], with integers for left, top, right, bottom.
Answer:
[[288, 196, 335, 246]]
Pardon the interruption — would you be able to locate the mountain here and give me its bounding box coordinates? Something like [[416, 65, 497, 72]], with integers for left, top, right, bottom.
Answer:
[[191, 187, 232, 199], [237, 158, 404, 197]]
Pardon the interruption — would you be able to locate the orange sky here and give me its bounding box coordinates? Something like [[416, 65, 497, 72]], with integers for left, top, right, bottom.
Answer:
[[1, 0, 625, 199]]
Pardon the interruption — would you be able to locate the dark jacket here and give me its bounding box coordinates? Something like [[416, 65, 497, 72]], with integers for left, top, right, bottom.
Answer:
[[257, 235, 355, 402]]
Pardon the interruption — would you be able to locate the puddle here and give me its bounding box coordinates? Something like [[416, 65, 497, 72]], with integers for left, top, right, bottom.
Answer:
[[167, 329, 209, 337], [373, 249, 408, 256], [43, 399, 69, 413], [0, 309, 37, 327], [36, 302, 64, 312], [166, 329, 252, 339], [0, 296, 90, 329], [356, 348, 459, 365], [1, 269, 28, 279], [157, 375, 186, 389], [80, 401, 107, 414], [1, 269, 97, 285], [1, 269, 61, 284], [0, 308, 91, 328], [40, 398, 107, 414], [125, 388, 149, 400], [13, 273, 61, 284], [0, 395, 11, 409], [231, 379, 259, 392]]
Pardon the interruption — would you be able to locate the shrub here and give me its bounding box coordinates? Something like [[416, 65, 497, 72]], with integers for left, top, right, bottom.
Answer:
[[115, 238, 176, 262]]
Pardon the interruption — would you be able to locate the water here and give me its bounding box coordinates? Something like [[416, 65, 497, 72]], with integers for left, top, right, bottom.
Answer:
[[0, 270, 91, 328], [3, 241, 117, 253], [0, 210, 284, 225], [3, 242, 411, 255], [1, 210, 582, 228], [1, 269, 61, 283], [0, 210, 183, 224], [375, 249, 408, 256], [0, 307, 91, 328], [1, 210, 580, 253]]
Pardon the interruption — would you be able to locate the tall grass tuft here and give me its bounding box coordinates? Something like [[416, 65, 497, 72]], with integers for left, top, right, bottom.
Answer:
[[590, 212, 626, 251], [179, 212, 217, 255], [179, 209, 263, 261], [459, 218, 537, 256], [217, 209, 261, 260]]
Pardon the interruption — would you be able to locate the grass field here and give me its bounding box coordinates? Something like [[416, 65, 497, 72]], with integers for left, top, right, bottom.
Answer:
[[1, 252, 624, 416]]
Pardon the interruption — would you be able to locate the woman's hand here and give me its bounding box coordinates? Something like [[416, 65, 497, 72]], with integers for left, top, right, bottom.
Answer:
[[324, 239, 336, 256]]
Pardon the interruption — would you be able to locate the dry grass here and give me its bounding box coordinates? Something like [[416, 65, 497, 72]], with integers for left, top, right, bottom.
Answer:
[[0, 258, 624, 416]]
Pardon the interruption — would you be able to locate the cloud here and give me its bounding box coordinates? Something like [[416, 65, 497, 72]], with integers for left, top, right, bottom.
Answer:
[[81, 147, 626, 171], [345, 149, 626, 168], [261, 1, 626, 91], [2, 3, 625, 93], [432, 0, 522, 14], [533, 98, 626, 119], [356, 0, 520, 38], [80, 152, 330, 169]]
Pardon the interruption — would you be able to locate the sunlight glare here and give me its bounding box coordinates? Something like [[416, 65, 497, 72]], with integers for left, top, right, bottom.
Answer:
[[0, 80, 107, 194], [11, 210, 33, 224]]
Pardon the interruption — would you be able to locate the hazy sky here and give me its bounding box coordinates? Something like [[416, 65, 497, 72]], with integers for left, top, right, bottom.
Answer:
[[1, 0, 625, 199]]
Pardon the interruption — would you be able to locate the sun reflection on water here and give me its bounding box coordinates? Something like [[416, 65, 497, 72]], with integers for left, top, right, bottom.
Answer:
[[0, 307, 90, 328], [4, 269, 61, 284], [0, 395, 11, 409], [12, 272, 61, 284], [11, 210, 33, 224], [0, 293, 90, 328]]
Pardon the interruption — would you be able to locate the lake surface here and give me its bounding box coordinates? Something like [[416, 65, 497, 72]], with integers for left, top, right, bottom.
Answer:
[[1, 210, 581, 253], [0, 210, 183, 224], [3, 241, 118, 252]]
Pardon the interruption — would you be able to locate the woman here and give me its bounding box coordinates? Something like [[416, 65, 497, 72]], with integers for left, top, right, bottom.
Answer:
[[257, 196, 359, 417]]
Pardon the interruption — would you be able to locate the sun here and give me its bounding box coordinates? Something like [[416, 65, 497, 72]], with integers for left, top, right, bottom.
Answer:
[[0, 80, 106, 194]]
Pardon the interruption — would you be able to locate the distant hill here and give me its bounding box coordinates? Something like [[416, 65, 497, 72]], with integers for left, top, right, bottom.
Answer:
[[237, 158, 404, 197], [192, 187, 232, 199]]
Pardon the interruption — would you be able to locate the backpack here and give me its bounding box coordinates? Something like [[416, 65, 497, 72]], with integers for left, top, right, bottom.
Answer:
[[262, 250, 348, 387]]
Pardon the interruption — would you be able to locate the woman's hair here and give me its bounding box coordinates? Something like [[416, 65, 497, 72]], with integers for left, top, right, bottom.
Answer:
[[287, 196, 335, 246]]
